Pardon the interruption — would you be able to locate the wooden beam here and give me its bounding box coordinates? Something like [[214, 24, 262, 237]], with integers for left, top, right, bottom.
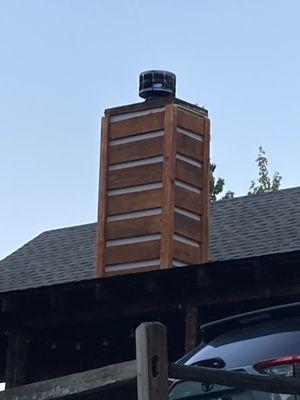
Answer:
[[184, 306, 198, 353], [0, 360, 136, 400], [160, 105, 177, 269], [201, 117, 210, 263], [2, 280, 300, 331], [96, 116, 110, 278], [5, 331, 29, 389], [169, 362, 300, 395], [136, 322, 169, 400]]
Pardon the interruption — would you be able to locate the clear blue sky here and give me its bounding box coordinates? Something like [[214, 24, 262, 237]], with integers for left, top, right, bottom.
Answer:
[[1, 0, 300, 259]]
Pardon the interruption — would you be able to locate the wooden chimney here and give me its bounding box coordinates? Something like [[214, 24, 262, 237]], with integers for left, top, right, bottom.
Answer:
[[97, 71, 210, 277]]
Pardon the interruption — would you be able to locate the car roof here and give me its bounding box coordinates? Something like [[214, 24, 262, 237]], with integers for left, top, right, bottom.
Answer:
[[201, 302, 300, 343]]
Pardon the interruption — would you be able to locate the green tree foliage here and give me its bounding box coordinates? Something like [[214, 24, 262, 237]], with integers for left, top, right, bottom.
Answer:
[[222, 190, 235, 200], [209, 147, 282, 201], [209, 163, 225, 202], [248, 146, 282, 195]]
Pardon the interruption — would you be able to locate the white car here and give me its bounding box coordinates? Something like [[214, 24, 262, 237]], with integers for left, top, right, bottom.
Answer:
[[169, 302, 300, 400]]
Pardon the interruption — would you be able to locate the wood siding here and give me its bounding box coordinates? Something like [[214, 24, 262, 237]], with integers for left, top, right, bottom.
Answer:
[[97, 101, 210, 277], [109, 136, 163, 165], [110, 112, 164, 140], [107, 189, 162, 215], [108, 163, 163, 190], [106, 215, 161, 240]]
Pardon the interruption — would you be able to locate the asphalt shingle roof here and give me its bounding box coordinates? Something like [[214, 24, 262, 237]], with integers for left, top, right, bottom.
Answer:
[[1, 187, 300, 293]]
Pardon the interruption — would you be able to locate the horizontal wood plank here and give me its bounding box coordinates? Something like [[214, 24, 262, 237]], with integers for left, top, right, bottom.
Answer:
[[175, 159, 202, 188], [109, 136, 163, 165], [106, 215, 161, 240], [110, 112, 164, 140], [176, 132, 203, 161], [174, 213, 201, 241], [108, 163, 162, 189], [169, 363, 300, 395], [175, 186, 202, 214], [0, 360, 136, 400], [177, 109, 204, 135], [108, 189, 162, 215], [174, 240, 201, 265], [105, 240, 160, 265]]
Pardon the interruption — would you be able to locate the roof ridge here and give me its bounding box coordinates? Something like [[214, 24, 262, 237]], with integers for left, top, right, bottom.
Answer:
[[211, 186, 300, 206], [42, 221, 96, 235]]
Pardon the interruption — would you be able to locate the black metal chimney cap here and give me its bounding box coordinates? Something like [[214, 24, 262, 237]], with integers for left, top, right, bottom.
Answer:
[[139, 70, 176, 99]]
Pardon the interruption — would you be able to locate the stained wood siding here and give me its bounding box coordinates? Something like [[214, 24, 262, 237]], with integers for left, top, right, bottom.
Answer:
[[97, 101, 210, 277]]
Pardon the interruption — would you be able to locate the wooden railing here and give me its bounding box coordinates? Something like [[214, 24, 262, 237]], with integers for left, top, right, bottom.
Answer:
[[1, 322, 300, 400]]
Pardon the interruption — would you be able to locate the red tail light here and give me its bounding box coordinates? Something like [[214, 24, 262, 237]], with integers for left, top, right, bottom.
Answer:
[[254, 355, 300, 377]]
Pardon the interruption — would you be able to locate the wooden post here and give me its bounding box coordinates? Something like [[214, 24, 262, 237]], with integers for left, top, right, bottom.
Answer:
[[201, 118, 210, 263], [160, 104, 177, 269], [184, 306, 198, 353], [5, 331, 29, 388], [135, 322, 169, 400], [96, 116, 110, 277]]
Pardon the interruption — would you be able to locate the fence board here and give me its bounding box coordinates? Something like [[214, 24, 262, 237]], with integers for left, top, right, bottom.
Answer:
[[0, 360, 136, 400], [2, 322, 300, 399], [169, 363, 300, 395]]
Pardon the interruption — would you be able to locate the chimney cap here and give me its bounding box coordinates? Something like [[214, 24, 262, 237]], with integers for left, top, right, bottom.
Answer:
[[139, 70, 176, 99]]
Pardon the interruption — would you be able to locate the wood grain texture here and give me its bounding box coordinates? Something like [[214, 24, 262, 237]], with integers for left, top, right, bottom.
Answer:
[[108, 163, 162, 189], [96, 116, 110, 278], [169, 362, 300, 395], [177, 132, 203, 161], [105, 240, 160, 265], [174, 185, 202, 214], [108, 189, 162, 215], [177, 109, 205, 135], [109, 136, 163, 165], [110, 112, 164, 140], [0, 360, 137, 400], [173, 241, 201, 265], [106, 215, 161, 240], [174, 213, 201, 242], [201, 118, 210, 263], [175, 159, 203, 188], [136, 323, 169, 400], [160, 105, 177, 269]]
